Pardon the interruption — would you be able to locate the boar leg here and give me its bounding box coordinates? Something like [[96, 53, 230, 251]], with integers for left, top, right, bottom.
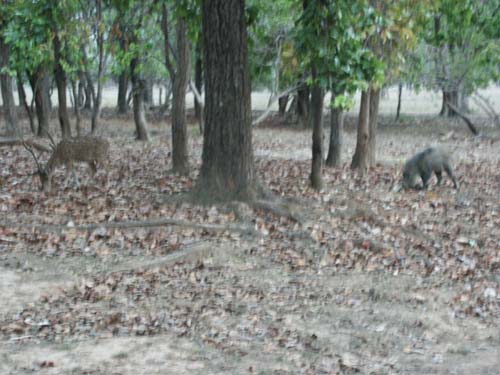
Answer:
[[420, 165, 432, 189], [435, 170, 442, 185], [444, 165, 459, 189]]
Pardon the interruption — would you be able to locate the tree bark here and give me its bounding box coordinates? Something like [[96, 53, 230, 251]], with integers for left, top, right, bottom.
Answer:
[[368, 87, 380, 164], [351, 89, 371, 173], [130, 57, 150, 141], [83, 77, 93, 110], [91, 0, 105, 134], [53, 32, 71, 138], [194, 40, 204, 130], [28, 67, 51, 138], [309, 67, 324, 190], [197, 0, 256, 202], [395, 83, 402, 121], [297, 85, 310, 127], [117, 71, 129, 114], [325, 96, 344, 167], [0, 35, 18, 136], [143, 77, 154, 107], [278, 95, 289, 116], [70, 80, 82, 136], [441, 90, 459, 117], [162, 5, 190, 174], [16, 72, 36, 133], [171, 17, 190, 175]]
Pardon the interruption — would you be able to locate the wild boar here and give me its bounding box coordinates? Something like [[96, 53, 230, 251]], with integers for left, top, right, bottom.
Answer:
[[402, 147, 459, 190]]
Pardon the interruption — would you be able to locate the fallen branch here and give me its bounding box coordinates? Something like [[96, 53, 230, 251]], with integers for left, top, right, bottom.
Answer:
[[188, 80, 204, 106], [0, 137, 52, 153], [4, 217, 257, 236], [472, 93, 500, 128], [101, 241, 242, 274], [252, 199, 304, 223], [445, 101, 479, 136], [252, 84, 302, 126]]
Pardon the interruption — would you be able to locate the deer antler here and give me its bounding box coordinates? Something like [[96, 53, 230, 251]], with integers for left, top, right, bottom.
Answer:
[[16, 129, 44, 172], [39, 128, 57, 150]]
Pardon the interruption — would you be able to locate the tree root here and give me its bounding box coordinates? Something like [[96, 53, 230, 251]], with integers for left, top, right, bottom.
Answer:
[[251, 199, 305, 223], [1, 217, 258, 236]]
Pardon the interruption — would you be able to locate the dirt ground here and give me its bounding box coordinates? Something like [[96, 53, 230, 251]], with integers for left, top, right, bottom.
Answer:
[[0, 105, 499, 374]]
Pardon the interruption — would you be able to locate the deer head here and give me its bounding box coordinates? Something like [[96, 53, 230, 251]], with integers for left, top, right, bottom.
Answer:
[[21, 134, 110, 192]]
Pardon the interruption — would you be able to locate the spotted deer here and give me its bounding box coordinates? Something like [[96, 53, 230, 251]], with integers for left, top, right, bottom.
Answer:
[[22, 136, 110, 192]]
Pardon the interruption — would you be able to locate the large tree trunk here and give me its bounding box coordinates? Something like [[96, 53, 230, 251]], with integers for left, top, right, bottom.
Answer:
[[197, 0, 256, 202], [117, 71, 129, 114], [309, 66, 324, 190], [28, 67, 51, 138], [53, 32, 71, 138], [130, 57, 150, 141], [368, 87, 380, 164], [91, 0, 105, 134], [0, 35, 18, 136], [351, 89, 371, 173], [441, 90, 459, 117], [171, 18, 190, 175], [16, 72, 36, 133], [325, 95, 344, 167], [194, 40, 203, 129]]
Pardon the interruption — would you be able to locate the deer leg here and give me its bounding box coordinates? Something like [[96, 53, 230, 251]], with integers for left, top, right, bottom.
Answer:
[[67, 161, 80, 188], [84, 161, 97, 186]]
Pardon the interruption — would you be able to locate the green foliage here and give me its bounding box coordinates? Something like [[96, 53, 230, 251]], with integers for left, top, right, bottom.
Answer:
[[295, 0, 383, 109], [246, 0, 298, 89], [410, 0, 500, 93], [3, 0, 54, 74]]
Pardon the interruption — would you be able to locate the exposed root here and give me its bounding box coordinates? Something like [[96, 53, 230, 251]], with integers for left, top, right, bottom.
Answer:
[[1, 218, 257, 236]]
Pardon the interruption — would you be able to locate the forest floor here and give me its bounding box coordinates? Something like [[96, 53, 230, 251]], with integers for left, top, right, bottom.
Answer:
[[0, 111, 499, 374]]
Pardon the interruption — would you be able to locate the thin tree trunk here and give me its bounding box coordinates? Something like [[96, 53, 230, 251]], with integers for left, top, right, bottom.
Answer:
[[16, 72, 36, 133], [145, 78, 154, 107], [171, 17, 190, 175], [395, 83, 402, 121], [71, 80, 82, 136], [351, 89, 371, 173], [368, 87, 380, 165], [83, 77, 93, 110], [78, 78, 85, 108], [197, 0, 255, 202], [194, 40, 203, 130], [278, 95, 289, 115], [309, 66, 324, 190], [297, 85, 310, 127], [91, 0, 105, 134], [130, 57, 150, 141], [162, 5, 190, 174], [0, 35, 18, 136], [116, 21, 129, 114], [325, 95, 344, 167], [28, 67, 50, 138], [53, 32, 71, 138]]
